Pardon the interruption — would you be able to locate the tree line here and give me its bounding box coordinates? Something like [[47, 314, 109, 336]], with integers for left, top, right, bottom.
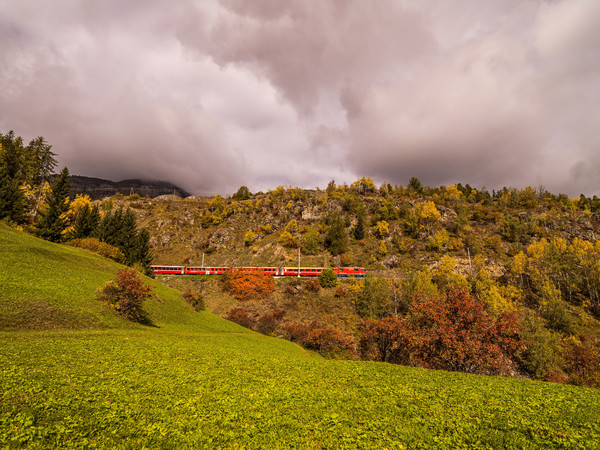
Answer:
[[1, 130, 152, 274]]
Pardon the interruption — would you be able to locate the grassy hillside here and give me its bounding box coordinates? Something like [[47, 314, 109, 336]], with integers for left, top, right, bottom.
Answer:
[[0, 223, 226, 331], [1, 224, 600, 447]]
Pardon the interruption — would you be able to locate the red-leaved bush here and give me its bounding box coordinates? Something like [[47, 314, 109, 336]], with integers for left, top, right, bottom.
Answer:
[[226, 308, 255, 329], [562, 336, 600, 388], [256, 310, 285, 335], [405, 287, 522, 375], [359, 287, 523, 376], [278, 321, 355, 357], [359, 317, 409, 364], [96, 268, 152, 322]]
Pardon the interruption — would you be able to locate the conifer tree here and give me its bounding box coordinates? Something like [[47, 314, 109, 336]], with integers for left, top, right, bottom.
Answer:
[[132, 228, 153, 275], [0, 131, 26, 224], [353, 212, 365, 240], [69, 204, 100, 239], [35, 167, 71, 242], [324, 213, 348, 256]]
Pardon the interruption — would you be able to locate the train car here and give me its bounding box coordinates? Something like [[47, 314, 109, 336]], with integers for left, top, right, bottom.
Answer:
[[334, 267, 367, 278], [151, 265, 185, 274], [239, 267, 279, 276], [282, 267, 323, 277]]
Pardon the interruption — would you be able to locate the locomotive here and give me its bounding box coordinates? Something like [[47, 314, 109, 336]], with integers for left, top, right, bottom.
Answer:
[[151, 265, 366, 277]]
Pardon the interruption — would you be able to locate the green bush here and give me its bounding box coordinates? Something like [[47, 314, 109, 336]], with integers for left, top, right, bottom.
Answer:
[[318, 268, 337, 288]]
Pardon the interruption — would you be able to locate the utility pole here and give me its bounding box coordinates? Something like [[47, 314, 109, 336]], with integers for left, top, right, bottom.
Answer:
[[298, 247, 301, 278]]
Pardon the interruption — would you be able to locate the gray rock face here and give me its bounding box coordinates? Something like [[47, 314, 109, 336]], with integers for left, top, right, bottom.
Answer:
[[68, 175, 190, 199]]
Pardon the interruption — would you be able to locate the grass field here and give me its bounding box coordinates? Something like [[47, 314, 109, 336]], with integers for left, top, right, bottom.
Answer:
[[1, 223, 600, 448]]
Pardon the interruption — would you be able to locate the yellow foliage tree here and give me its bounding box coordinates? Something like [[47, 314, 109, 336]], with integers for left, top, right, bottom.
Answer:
[[375, 220, 389, 238], [244, 230, 256, 246]]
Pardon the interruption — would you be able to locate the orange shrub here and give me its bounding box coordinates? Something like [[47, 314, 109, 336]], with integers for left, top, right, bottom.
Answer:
[[222, 268, 275, 302]]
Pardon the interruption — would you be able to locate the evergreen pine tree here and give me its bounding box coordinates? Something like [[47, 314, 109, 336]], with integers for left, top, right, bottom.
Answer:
[[353, 212, 365, 240], [0, 131, 26, 223], [132, 228, 153, 275], [70, 204, 101, 239], [324, 213, 348, 256], [35, 167, 71, 242]]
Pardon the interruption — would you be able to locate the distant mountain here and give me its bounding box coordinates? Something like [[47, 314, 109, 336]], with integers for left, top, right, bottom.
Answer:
[[69, 175, 190, 199]]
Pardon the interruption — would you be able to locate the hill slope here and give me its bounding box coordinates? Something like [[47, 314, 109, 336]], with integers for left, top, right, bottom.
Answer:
[[0, 223, 219, 330], [1, 224, 600, 448]]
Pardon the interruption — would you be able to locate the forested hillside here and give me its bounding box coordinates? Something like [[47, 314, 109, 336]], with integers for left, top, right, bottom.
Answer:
[[104, 178, 600, 387]]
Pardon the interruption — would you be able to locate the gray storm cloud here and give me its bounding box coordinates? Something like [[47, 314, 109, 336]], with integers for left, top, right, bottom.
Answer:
[[1, 0, 599, 196]]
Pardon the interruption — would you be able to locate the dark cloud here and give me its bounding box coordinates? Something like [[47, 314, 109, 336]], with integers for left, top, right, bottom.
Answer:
[[1, 0, 599, 195]]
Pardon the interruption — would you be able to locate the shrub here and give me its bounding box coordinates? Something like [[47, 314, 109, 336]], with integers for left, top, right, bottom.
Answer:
[[339, 253, 355, 267], [256, 310, 285, 335], [278, 231, 298, 248], [318, 268, 337, 288], [517, 311, 564, 381], [305, 278, 321, 292], [222, 268, 275, 301], [244, 230, 256, 246], [278, 321, 311, 343], [96, 269, 152, 322], [183, 289, 205, 311], [359, 318, 409, 364], [304, 327, 355, 356], [226, 308, 255, 329], [563, 336, 600, 388], [278, 321, 355, 357], [334, 287, 348, 298], [68, 238, 126, 264]]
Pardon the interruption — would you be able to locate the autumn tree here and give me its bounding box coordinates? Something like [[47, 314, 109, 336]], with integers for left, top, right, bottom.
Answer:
[[374, 220, 389, 238], [420, 201, 441, 234], [405, 286, 522, 375], [359, 317, 408, 364]]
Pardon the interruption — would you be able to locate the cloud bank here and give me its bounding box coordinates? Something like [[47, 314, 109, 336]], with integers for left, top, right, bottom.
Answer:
[[1, 0, 599, 196]]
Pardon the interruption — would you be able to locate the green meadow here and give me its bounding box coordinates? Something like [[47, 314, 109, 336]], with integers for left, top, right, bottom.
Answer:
[[1, 224, 599, 448]]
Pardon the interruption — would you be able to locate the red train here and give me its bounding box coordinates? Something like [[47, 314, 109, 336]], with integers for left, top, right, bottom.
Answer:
[[151, 265, 366, 277]]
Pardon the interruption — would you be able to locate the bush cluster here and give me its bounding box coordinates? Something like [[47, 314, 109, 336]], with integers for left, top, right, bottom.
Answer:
[[67, 238, 126, 264], [359, 286, 523, 376]]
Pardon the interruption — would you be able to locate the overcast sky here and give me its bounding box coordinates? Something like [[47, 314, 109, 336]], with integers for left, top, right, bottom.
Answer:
[[1, 0, 599, 196]]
